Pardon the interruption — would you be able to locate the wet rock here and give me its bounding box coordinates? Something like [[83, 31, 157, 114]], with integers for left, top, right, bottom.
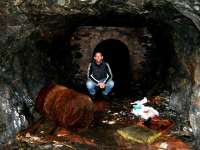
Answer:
[[170, 79, 192, 119], [189, 85, 200, 148], [0, 84, 28, 144]]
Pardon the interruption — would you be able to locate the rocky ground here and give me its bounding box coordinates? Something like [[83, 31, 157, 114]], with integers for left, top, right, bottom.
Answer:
[[1, 90, 195, 150]]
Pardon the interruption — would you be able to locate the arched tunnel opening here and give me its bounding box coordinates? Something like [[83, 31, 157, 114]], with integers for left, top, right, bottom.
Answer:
[[93, 39, 131, 95]]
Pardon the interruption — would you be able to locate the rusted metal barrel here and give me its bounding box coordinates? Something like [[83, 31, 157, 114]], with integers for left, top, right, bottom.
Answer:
[[36, 84, 94, 130]]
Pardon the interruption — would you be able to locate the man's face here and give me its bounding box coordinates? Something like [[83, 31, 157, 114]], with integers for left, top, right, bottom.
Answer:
[[94, 52, 103, 63]]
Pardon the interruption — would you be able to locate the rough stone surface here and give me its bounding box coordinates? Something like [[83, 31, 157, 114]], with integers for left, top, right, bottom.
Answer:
[[0, 0, 200, 147], [0, 84, 28, 144], [71, 26, 146, 83], [189, 85, 200, 148]]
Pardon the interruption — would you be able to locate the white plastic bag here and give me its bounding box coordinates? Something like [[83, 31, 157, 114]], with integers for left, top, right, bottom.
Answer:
[[131, 97, 159, 120]]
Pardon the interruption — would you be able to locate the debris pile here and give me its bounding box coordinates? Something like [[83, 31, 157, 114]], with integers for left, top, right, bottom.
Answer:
[[131, 97, 159, 120]]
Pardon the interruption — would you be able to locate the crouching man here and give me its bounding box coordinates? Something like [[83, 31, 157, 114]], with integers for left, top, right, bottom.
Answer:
[[86, 51, 114, 99]]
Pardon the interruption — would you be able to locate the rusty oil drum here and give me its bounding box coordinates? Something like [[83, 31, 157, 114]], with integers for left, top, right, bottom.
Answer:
[[36, 84, 94, 130]]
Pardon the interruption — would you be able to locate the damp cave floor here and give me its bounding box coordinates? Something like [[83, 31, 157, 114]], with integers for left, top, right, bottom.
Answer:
[[10, 91, 196, 150]]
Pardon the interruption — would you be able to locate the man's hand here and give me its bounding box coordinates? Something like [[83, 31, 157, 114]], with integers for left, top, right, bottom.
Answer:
[[98, 82, 105, 89]]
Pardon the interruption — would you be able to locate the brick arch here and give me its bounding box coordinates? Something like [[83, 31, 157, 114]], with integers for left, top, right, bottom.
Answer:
[[93, 38, 129, 58], [92, 39, 131, 91], [70, 26, 145, 81], [89, 33, 129, 53]]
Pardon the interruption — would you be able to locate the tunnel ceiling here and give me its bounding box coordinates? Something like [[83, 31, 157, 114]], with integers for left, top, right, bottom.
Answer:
[[16, 0, 200, 31]]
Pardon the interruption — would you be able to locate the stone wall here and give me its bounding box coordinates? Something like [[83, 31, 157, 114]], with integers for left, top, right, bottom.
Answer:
[[70, 26, 147, 85]]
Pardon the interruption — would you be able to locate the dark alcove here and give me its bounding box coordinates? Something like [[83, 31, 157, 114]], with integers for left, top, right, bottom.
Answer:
[[138, 22, 177, 97]]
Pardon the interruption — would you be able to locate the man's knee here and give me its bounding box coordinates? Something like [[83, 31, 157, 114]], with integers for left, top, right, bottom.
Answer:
[[86, 80, 95, 89], [107, 80, 114, 88]]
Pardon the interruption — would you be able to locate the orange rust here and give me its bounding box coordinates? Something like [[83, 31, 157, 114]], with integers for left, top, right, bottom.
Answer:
[[94, 100, 110, 112], [36, 84, 94, 130], [136, 117, 175, 135]]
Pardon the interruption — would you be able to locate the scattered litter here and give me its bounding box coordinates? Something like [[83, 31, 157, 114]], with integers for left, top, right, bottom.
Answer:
[[40, 131, 44, 134], [180, 126, 193, 136], [30, 136, 40, 141], [107, 110, 111, 113], [131, 97, 159, 120], [159, 142, 168, 149], [113, 112, 119, 116], [25, 132, 31, 138], [52, 141, 76, 150], [102, 120, 107, 124], [131, 97, 148, 105], [153, 137, 190, 150], [119, 111, 126, 116], [102, 120, 116, 124], [108, 121, 116, 125], [53, 143, 64, 148], [183, 126, 193, 133]]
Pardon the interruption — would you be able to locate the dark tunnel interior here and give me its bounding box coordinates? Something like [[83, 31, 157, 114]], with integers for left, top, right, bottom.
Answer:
[[93, 39, 131, 94], [35, 15, 178, 98], [139, 22, 177, 97]]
